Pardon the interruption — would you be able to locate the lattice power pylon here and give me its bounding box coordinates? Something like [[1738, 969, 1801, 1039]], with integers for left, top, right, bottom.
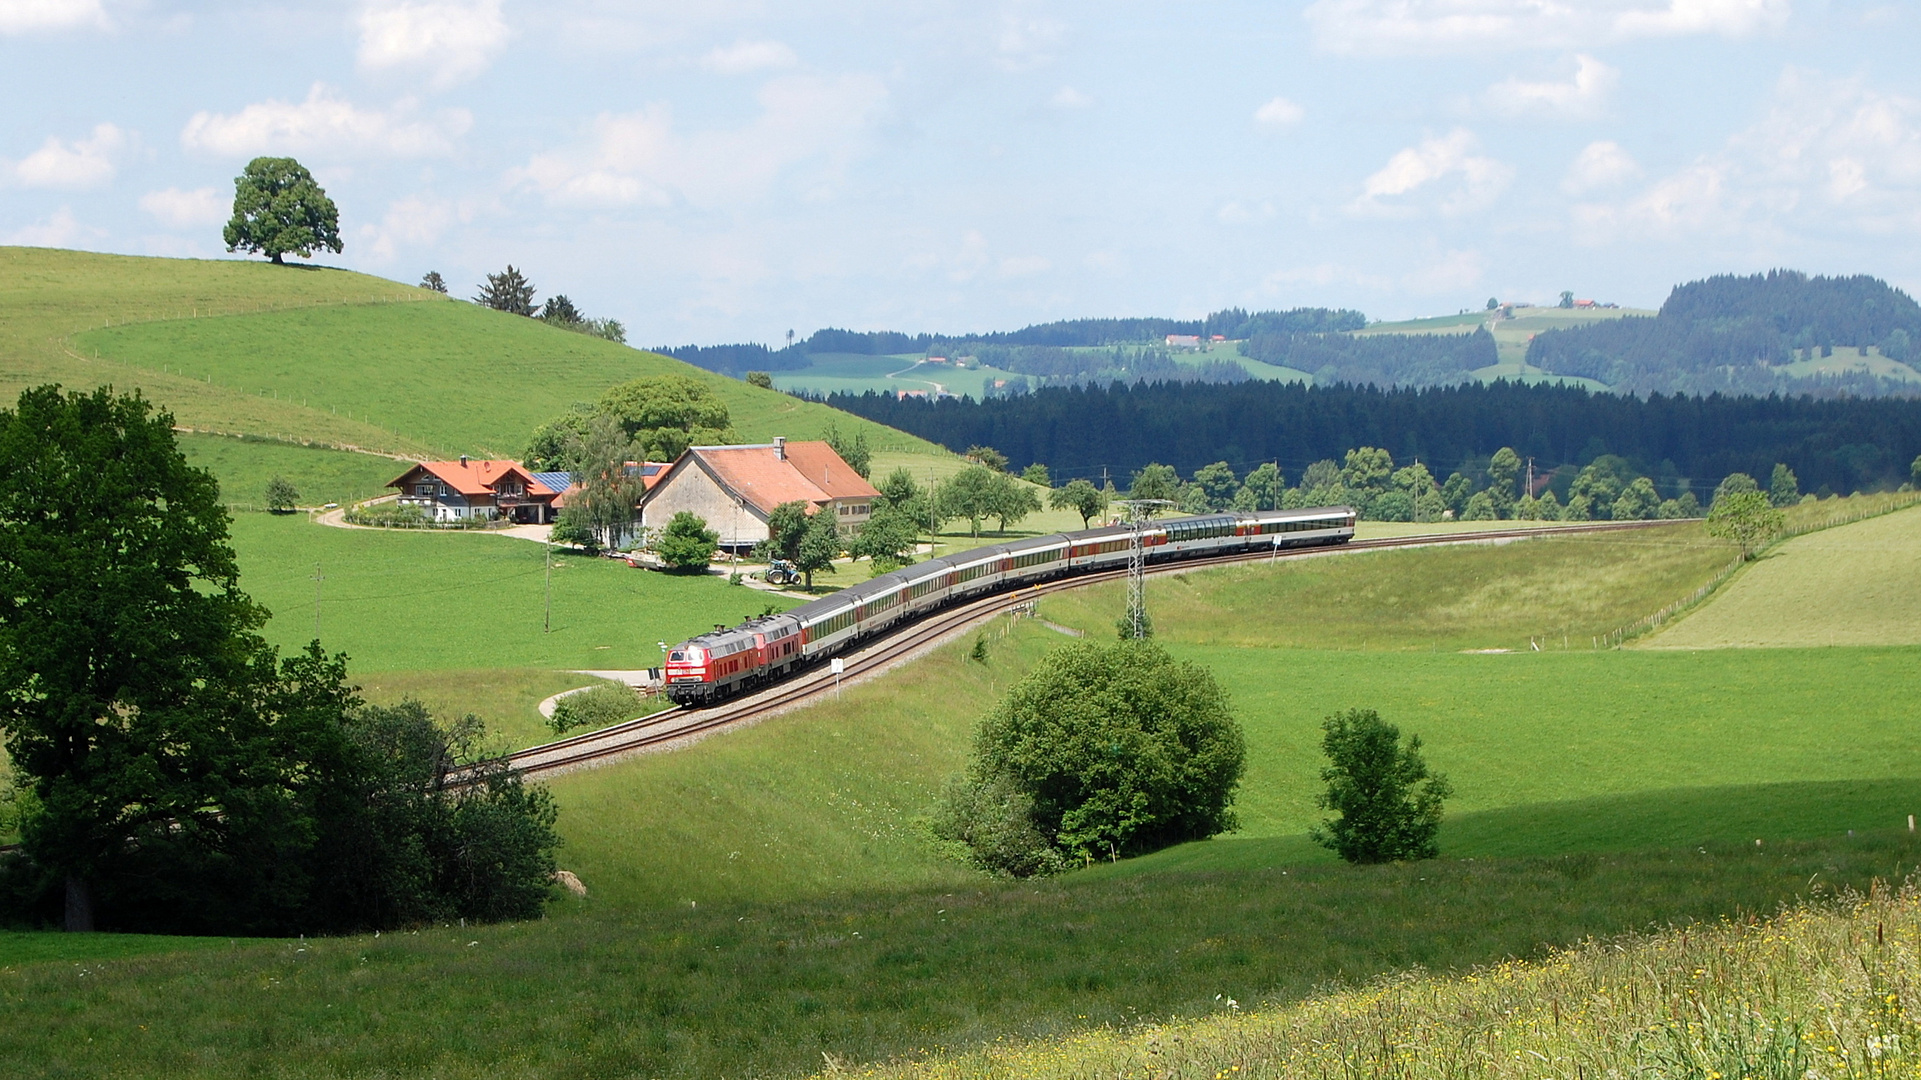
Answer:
[[1114, 499, 1173, 639]]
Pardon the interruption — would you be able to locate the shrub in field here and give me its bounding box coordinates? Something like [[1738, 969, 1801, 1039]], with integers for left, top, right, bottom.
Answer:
[[935, 640, 1244, 874], [548, 682, 639, 735], [265, 475, 299, 513], [1707, 489, 1786, 559], [1312, 708, 1451, 863]]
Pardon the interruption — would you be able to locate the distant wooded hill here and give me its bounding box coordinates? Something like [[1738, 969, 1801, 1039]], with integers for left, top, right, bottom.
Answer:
[[829, 380, 1921, 497], [1527, 270, 1921, 397]]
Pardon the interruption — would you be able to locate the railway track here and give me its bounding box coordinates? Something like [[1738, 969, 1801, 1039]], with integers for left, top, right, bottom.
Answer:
[[507, 518, 1673, 778]]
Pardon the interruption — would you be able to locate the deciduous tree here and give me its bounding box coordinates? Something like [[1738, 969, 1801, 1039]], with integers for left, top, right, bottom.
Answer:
[[1770, 463, 1800, 507], [264, 475, 299, 513], [1311, 709, 1450, 864], [1190, 461, 1239, 511], [1127, 463, 1180, 505], [937, 465, 1004, 537], [223, 157, 342, 264], [991, 473, 1043, 533], [418, 271, 448, 293], [1236, 462, 1284, 511], [1706, 489, 1785, 559], [794, 507, 841, 588], [1049, 478, 1107, 527]]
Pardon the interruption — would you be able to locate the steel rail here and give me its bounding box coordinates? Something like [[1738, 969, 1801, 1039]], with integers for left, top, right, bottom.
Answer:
[[505, 518, 1674, 778]]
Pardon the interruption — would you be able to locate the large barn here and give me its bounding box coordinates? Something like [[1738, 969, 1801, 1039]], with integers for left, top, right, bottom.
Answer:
[[637, 437, 879, 549]]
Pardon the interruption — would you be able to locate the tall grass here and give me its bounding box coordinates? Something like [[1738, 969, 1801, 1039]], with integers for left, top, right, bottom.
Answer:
[[841, 880, 1921, 1080]]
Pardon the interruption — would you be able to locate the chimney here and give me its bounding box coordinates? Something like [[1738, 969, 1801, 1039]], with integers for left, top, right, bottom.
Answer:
[[773, 436, 786, 460], [460, 454, 469, 467]]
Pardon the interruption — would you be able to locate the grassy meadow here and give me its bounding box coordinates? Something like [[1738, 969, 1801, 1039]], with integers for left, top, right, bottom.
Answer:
[[1643, 503, 1921, 648]]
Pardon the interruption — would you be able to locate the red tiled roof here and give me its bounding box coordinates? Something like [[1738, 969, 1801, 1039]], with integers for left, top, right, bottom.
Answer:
[[648, 441, 880, 519], [388, 460, 541, 497]]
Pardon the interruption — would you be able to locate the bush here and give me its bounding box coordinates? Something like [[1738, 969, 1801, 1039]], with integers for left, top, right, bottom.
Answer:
[[1311, 709, 1450, 864], [549, 682, 639, 735], [934, 640, 1244, 874], [344, 503, 499, 529], [745, 371, 774, 389], [656, 510, 719, 571], [265, 475, 299, 513]]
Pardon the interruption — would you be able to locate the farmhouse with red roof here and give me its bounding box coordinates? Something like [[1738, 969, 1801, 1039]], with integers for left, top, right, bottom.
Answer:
[[637, 437, 880, 549], [386, 457, 565, 524]]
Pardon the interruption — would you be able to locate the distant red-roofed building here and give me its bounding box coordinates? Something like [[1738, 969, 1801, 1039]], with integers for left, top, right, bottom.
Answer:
[[637, 437, 881, 548], [387, 457, 566, 523]]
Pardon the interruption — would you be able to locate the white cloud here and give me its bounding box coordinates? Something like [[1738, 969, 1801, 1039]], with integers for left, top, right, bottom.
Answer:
[[1304, 0, 1790, 56], [0, 0, 106, 34], [1253, 97, 1305, 128], [1573, 68, 1921, 243], [5, 207, 87, 246], [1486, 55, 1618, 118], [139, 186, 227, 228], [360, 194, 463, 261], [1049, 86, 1092, 109], [1562, 140, 1642, 194], [701, 40, 798, 75], [181, 85, 472, 159], [1403, 248, 1488, 294], [514, 74, 888, 209], [11, 123, 125, 188], [357, 0, 508, 89], [1354, 128, 1513, 216], [997, 9, 1065, 70]]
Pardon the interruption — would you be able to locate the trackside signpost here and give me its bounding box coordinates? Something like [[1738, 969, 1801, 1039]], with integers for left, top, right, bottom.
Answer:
[[831, 657, 844, 698]]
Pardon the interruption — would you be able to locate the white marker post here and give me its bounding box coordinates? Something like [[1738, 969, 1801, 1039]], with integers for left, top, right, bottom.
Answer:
[[830, 657, 844, 699]]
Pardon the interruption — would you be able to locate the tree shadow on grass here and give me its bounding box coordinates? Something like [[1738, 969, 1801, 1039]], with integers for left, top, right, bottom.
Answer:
[[1103, 777, 1921, 876]]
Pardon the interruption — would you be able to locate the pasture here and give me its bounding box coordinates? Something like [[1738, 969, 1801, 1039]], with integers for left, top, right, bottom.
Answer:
[[78, 299, 941, 461], [179, 432, 403, 509], [1643, 503, 1921, 648]]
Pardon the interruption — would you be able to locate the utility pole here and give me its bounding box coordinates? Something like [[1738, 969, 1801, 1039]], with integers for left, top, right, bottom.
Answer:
[[1526, 456, 1535, 500], [544, 540, 553, 633], [1115, 499, 1172, 639], [311, 563, 325, 640]]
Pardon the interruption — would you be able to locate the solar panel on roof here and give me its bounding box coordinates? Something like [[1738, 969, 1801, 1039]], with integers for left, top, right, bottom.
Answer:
[[532, 471, 573, 492]]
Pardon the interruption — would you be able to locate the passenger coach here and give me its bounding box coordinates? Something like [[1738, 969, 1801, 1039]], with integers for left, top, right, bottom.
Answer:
[[664, 505, 1355, 704]]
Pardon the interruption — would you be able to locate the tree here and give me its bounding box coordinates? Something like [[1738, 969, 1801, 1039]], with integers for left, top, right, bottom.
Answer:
[[851, 504, 919, 569], [991, 473, 1043, 533], [937, 465, 1005, 537], [1486, 297, 1500, 310], [1237, 462, 1284, 511], [656, 511, 719, 571], [1020, 463, 1051, 488], [875, 466, 929, 533], [1559, 290, 1575, 309], [1128, 463, 1180, 504], [476, 266, 537, 316], [1712, 472, 1759, 506], [1440, 472, 1473, 516], [745, 371, 774, 389], [1311, 709, 1450, 864], [596, 376, 733, 461], [1461, 490, 1497, 520], [1050, 478, 1107, 527], [824, 424, 872, 479], [264, 475, 299, 513], [1769, 463, 1800, 507], [1341, 447, 1393, 496], [934, 640, 1245, 873], [223, 157, 342, 265], [1913, 454, 1921, 489], [1190, 461, 1239, 511], [1570, 456, 1635, 519], [523, 410, 593, 473], [568, 413, 646, 549], [1706, 489, 1786, 560], [419, 271, 448, 293], [1486, 447, 1521, 511], [966, 446, 1009, 472], [1611, 476, 1661, 521], [539, 295, 582, 324], [793, 507, 841, 589], [755, 500, 812, 566]]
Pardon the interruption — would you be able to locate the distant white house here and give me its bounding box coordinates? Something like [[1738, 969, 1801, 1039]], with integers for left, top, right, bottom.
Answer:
[[1165, 334, 1202, 347]]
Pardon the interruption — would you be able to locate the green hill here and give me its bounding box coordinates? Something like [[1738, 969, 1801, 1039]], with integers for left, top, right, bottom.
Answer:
[[3, 246, 945, 461]]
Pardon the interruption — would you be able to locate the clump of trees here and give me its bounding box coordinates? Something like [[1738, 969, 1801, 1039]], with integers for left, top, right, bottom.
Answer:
[[475, 266, 625, 342], [265, 475, 299, 513], [754, 501, 843, 589], [1311, 709, 1450, 863], [932, 640, 1245, 876], [850, 467, 926, 572], [0, 386, 559, 934], [224, 157, 342, 265]]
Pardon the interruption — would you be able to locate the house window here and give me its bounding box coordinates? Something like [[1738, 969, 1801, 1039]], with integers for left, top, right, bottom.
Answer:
[[414, 483, 434, 497]]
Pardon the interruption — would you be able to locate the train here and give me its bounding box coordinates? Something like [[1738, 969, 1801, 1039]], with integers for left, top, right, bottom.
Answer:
[[662, 505, 1357, 705]]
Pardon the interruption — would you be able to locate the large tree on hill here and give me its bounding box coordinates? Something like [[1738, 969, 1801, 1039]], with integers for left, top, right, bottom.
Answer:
[[223, 157, 342, 265]]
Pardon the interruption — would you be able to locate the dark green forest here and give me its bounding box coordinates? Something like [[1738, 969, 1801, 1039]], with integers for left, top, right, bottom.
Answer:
[[1528, 270, 1921, 396], [1239, 327, 1497, 387], [828, 380, 1921, 496]]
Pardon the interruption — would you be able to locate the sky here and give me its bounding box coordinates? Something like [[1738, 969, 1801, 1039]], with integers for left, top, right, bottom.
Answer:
[[4, 1, 1920, 345]]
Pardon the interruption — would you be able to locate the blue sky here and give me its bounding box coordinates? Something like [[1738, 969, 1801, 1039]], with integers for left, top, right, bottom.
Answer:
[[4, 1, 1919, 344]]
